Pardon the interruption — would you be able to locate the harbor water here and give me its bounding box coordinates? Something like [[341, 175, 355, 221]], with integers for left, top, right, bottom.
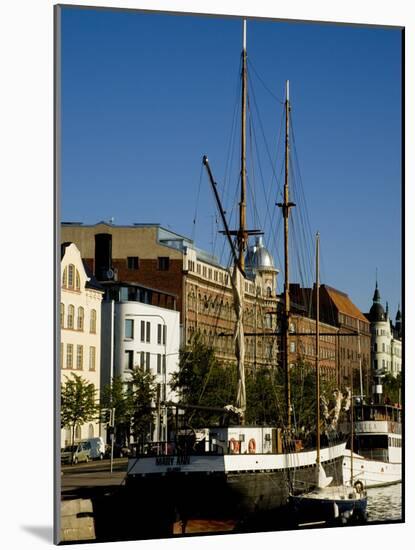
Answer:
[[366, 484, 402, 522]]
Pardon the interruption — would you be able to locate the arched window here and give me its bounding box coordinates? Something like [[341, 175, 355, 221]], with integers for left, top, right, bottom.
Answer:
[[60, 303, 65, 328], [67, 305, 75, 329], [75, 270, 81, 291], [62, 267, 68, 288], [90, 309, 97, 333], [68, 264, 75, 289], [77, 307, 84, 331]]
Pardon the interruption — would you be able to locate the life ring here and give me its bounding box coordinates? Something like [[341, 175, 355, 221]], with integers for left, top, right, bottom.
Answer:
[[248, 438, 256, 454], [354, 480, 364, 494], [229, 438, 240, 454]]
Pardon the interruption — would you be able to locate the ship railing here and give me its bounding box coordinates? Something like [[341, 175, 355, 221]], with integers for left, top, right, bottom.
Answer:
[[132, 440, 225, 458]]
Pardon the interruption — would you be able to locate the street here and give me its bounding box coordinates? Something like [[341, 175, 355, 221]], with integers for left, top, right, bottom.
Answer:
[[61, 458, 128, 498]]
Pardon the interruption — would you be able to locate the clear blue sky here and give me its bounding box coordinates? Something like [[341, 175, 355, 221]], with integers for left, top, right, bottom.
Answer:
[[60, 6, 402, 315]]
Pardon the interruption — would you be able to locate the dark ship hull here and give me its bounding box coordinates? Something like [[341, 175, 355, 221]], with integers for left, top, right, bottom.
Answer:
[[125, 441, 346, 536]]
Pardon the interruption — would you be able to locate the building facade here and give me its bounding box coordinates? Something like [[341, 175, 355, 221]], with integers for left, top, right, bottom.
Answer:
[[365, 282, 402, 378], [100, 281, 181, 442], [60, 243, 104, 447], [289, 283, 371, 393], [61, 222, 279, 371]]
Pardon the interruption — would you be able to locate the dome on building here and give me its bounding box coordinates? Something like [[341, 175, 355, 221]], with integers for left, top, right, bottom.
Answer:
[[369, 281, 386, 322], [245, 236, 275, 276]]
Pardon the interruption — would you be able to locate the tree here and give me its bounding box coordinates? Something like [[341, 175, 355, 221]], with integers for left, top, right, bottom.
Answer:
[[61, 373, 98, 460], [129, 367, 156, 444], [171, 332, 237, 426], [101, 369, 156, 447], [382, 372, 402, 405], [101, 375, 133, 446]]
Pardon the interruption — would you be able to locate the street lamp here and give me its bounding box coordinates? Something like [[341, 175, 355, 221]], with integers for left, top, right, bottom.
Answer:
[[125, 313, 169, 453]]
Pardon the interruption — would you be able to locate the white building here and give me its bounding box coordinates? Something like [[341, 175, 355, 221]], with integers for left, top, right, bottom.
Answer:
[[101, 282, 181, 442], [367, 282, 402, 378], [60, 243, 104, 447]]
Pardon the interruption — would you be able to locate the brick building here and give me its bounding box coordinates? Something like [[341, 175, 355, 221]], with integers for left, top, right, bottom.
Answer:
[[61, 222, 279, 371], [289, 283, 371, 394]]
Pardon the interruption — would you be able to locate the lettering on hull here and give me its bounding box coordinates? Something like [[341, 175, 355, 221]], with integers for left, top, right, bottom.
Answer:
[[155, 456, 190, 467]]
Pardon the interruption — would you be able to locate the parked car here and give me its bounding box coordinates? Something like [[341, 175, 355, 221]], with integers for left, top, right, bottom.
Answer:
[[104, 442, 132, 458], [80, 437, 105, 460], [61, 441, 91, 464]]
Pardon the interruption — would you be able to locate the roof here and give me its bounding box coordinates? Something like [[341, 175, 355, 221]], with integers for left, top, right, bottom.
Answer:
[[323, 285, 368, 323]]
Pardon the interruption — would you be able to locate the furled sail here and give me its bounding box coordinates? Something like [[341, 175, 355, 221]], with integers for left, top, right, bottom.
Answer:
[[230, 264, 246, 418]]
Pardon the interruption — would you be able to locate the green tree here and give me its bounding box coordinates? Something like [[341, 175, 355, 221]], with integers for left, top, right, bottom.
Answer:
[[171, 332, 237, 426], [245, 367, 284, 425], [61, 373, 98, 460], [382, 372, 402, 405], [101, 375, 133, 445], [129, 367, 156, 443]]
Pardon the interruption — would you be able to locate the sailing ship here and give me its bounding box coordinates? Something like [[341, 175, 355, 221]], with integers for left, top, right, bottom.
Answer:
[[125, 19, 347, 533], [288, 234, 367, 527]]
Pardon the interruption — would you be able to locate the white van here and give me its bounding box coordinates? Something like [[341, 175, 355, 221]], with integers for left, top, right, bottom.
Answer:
[[81, 437, 105, 460]]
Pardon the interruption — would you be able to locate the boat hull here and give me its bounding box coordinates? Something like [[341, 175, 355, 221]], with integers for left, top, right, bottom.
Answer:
[[342, 453, 401, 488], [288, 492, 368, 526], [125, 443, 347, 534]]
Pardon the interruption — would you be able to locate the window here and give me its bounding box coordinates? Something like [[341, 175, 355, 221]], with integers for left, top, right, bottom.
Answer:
[[90, 309, 97, 333], [68, 264, 74, 288], [290, 342, 296, 353], [60, 342, 64, 368], [140, 321, 145, 342], [60, 303, 65, 328], [146, 321, 151, 343], [157, 354, 161, 374], [162, 354, 166, 375], [382, 343, 385, 353], [88, 424, 94, 438], [62, 267, 68, 288], [67, 305, 74, 329], [140, 351, 145, 369], [146, 352, 151, 372], [76, 345, 83, 370], [75, 270, 80, 291], [125, 319, 134, 339], [77, 307, 84, 331], [89, 346, 96, 371], [66, 344, 73, 369], [125, 350, 134, 370], [127, 256, 139, 269], [158, 257, 170, 271], [163, 325, 167, 345], [157, 324, 162, 345]]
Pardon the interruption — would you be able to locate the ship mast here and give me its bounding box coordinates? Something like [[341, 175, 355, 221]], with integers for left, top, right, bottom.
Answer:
[[315, 232, 321, 468], [239, 19, 247, 272], [203, 19, 262, 424], [278, 81, 295, 431]]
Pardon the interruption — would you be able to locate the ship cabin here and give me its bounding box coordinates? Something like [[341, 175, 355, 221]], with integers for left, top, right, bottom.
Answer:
[[140, 425, 292, 457], [340, 403, 402, 464]]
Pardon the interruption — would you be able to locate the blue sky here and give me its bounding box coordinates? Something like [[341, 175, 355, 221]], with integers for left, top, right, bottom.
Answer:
[[60, 7, 402, 315]]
